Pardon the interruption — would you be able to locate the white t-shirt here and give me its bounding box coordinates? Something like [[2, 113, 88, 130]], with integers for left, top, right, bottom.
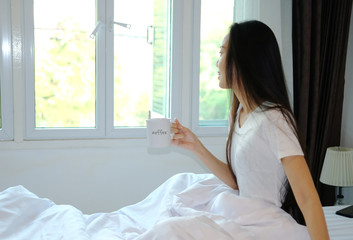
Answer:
[[231, 104, 303, 207]]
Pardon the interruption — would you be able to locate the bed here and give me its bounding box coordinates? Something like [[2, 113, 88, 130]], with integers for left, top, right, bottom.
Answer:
[[0, 174, 352, 239], [323, 205, 353, 240]]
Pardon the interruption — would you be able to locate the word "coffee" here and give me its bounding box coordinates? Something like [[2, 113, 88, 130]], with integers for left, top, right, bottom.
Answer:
[[152, 129, 168, 135]]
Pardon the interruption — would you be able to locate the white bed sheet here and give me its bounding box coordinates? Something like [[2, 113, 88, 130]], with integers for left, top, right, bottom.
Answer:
[[324, 205, 353, 240], [1, 173, 351, 240]]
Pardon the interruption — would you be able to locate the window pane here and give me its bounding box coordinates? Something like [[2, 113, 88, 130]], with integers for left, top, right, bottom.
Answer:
[[151, 0, 171, 119], [0, 83, 2, 129], [34, 0, 96, 128], [114, 0, 171, 127], [199, 0, 234, 126]]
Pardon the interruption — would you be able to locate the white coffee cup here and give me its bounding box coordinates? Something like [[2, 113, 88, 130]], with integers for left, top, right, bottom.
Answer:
[[146, 118, 171, 148]]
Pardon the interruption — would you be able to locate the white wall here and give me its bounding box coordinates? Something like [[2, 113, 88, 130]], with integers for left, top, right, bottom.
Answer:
[[341, 10, 353, 205]]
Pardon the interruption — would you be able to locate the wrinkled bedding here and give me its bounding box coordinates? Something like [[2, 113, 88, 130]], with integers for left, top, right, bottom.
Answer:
[[323, 205, 353, 240], [0, 173, 309, 240]]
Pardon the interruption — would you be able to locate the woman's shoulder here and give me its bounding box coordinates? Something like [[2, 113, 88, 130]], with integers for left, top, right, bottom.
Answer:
[[253, 103, 293, 130], [252, 102, 279, 119]]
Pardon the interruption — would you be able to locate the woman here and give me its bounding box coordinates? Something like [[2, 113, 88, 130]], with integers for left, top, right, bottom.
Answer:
[[171, 21, 329, 240]]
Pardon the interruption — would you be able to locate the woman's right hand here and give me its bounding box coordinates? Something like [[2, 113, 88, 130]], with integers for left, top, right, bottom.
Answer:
[[171, 118, 203, 153], [171, 118, 238, 190]]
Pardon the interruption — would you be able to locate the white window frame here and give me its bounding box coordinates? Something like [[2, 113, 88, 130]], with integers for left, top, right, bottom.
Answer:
[[191, 0, 235, 137], [23, 0, 182, 140], [0, 0, 14, 141], [23, 0, 106, 139]]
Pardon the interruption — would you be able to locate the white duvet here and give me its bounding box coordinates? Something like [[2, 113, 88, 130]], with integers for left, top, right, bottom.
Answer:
[[0, 173, 309, 240]]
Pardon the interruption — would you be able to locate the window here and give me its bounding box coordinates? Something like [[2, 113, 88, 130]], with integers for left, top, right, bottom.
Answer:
[[33, 0, 96, 129], [113, 0, 171, 127], [199, 0, 234, 126], [192, 0, 235, 135], [24, 0, 175, 139], [0, 0, 13, 141], [2, 0, 282, 142], [17, 0, 239, 140]]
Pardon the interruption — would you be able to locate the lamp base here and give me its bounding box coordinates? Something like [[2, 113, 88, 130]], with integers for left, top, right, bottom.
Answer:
[[335, 195, 345, 206]]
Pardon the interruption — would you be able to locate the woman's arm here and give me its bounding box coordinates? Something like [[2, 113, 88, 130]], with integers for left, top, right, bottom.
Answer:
[[281, 155, 329, 240], [171, 118, 238, 189]]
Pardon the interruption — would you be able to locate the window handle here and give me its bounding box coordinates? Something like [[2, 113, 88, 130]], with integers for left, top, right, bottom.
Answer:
[[147, 25, 154, 45], [90, 21, 131, 39], [108, 20, 131, 33], [90, 20, 105, 39], [112, 21, 131, 29]]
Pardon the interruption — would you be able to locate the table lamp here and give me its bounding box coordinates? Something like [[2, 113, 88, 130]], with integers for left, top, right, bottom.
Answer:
[[320, 146, 353, 217]]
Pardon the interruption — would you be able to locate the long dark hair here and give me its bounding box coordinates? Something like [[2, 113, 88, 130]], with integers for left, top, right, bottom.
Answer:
[[225, 20, 305, 225]]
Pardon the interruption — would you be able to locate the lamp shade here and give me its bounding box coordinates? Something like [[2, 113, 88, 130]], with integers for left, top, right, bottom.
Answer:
[[320, 146, 353, 187]]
